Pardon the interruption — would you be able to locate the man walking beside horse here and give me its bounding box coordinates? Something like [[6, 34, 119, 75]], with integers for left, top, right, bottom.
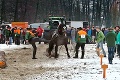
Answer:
[[73, 27, 92, 59]]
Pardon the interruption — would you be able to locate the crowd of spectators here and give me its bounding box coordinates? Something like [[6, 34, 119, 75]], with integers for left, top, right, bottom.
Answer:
[[0, 25, 44, 45]]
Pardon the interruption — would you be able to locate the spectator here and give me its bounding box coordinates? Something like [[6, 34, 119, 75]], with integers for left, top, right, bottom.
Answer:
[[71, 27, 76, 51], [91, 26, 96, 43], [66, 26, 71, 44], [36, 26, 44, 44], [114, 26, 120, 56], [87, 27, 92, 36], [95, 27, 106, 57], [102, 28, 106, 44], [114, 26, 119, 35], [5, 27, 11, 45], [86, 27, 92, 43], [104, 28, 108, 36], [21, 28, 26, 44], [116, 28, 120, 59], [11, 28, 15, 43], [14, 27, 21, 45], [9, 27, 12, 45], [105, 28, 116, 64]]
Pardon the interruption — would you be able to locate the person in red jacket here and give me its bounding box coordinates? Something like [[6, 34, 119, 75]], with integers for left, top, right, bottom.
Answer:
[[36, 26, 44, 44]]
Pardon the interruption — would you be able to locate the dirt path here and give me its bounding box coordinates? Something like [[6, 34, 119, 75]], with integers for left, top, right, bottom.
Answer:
[[0, 44, 48, 79], [0, 43, 75, 80], [0, 44, 101, 80]]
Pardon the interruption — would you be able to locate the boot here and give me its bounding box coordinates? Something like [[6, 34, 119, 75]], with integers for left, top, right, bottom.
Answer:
[[32, 53, 37, 59], [108, 58, 112, 64], [73, 53, 78, 58], [32, 57, 37, 59], [81, 51, 85, 59], [109, 59, 112, 64]]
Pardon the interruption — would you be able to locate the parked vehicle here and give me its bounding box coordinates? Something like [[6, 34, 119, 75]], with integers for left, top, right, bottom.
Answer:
[[43, 16, 66, 43], [30, 22, 49, 30], [49, 16, 66, 29], [66, 21, 88, 29], [0, 24, 11, 29]]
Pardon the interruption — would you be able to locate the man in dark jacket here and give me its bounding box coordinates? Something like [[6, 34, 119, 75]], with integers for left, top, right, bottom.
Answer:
[[91, 26, 96, 43], [5, 27, 12, 45], [73, 27, 92, 59], [105, 28, 116, 64]]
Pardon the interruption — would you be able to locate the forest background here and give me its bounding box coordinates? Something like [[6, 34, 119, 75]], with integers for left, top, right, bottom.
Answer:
[[0, 0, 120, 27]]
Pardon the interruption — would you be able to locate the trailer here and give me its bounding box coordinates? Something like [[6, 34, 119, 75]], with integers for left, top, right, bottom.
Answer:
[[11, 22, 28, 29], [66, 21, 88, 29]]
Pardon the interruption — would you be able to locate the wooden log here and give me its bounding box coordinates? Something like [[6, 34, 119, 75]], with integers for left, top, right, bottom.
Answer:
[[0, 51, 7, 68]]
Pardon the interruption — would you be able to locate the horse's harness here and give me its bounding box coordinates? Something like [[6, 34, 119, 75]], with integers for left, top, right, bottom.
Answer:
[[51, 30, 59, 41], [50, 25, 67, 42], [51, 29, 66, 40]]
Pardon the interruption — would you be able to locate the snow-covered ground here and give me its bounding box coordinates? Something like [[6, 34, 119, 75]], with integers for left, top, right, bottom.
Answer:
[[0, 43, 120, 80]]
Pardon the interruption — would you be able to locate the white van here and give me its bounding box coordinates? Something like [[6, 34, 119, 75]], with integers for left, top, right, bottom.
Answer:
[[30, 22, 49, 30], [0, 24, 12, 29]]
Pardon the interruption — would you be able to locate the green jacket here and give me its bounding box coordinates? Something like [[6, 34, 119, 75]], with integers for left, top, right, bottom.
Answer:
[[75, 30, 92, 43], [5, 29, 11, 37], [96, 31, 105, 43], [105, 31, 116, 47], [25, 31, 34, 40]]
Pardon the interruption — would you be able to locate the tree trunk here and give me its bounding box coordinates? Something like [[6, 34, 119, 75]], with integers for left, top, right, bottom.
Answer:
[[23, 0, 28, 21], [34, 0, 39, 22], [14, 0, 19, 21], [1, 0, 6, 24]]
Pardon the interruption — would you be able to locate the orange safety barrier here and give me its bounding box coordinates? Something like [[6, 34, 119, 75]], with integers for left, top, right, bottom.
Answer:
[[99, 54, 104, 65], [102, 64, 108, 78]]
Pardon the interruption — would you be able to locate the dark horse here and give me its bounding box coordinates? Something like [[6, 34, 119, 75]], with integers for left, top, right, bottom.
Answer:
[[47, 24, 70, 58]]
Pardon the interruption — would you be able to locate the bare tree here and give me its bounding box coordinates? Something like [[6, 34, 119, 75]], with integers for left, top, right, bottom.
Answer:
[[1, 0, 6, 23], [14, 0, 19, 21]]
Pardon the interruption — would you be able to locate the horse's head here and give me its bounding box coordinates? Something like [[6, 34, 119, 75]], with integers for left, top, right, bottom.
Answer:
[[58, 24, 66, 35]]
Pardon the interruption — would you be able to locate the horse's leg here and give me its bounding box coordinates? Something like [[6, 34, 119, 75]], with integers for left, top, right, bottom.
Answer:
[[64, 44, 70, 58], [48, 42, 54, 58], [55, 45, 58, 58], [48, 49, 52, 58]]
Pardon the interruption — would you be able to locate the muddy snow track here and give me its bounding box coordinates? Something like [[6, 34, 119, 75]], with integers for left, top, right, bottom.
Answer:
[[1, 44, 117, 80]]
